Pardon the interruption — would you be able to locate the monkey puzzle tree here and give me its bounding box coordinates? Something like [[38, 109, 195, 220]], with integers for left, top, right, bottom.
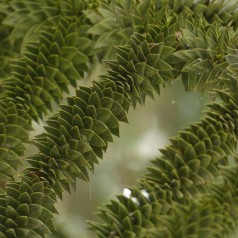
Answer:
[[0, 0, 238, 237]]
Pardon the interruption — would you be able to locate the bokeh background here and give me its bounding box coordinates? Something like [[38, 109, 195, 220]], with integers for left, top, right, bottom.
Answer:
[[25, 61, 208, 238]]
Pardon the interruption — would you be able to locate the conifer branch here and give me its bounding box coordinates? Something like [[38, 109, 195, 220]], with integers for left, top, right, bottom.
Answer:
[[0, 1, 238, 237]]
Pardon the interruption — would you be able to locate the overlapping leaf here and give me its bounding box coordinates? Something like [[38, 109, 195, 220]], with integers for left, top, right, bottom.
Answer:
[[169, 0, 238, 29], [90, 78, 238, 237], [0, 0, 97, 77], [88, 3, 238, 237], [22, 79, 130, 198], [3, 17, 91, 120], [85, 0, 169, 59], [0, 102, 31, 181], [173, 14, 238, 92], [105, 24, 177, 106], [0, 1, 95, 176], [0, 176, 57, 238], [1, 1, 238, 238]]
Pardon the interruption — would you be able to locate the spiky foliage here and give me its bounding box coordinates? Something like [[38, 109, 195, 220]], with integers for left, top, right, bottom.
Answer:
[[90, 77, 238, 237], [84, 0, 157, 58], [4, 17, 91, 120], [0, 0, 96, 176], [1, 0, 238, 238], [85, 0, 238, 59], [0, 0, 97, 77], [174, 15, 238, 92], [0, 102, 31, 181], [24, 79, 130, 198], [0, 176, 57, 238], [87, 2, 238, 237]]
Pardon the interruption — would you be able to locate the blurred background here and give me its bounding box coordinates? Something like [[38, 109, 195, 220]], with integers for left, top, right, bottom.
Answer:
[[25, 62, 208, 238]]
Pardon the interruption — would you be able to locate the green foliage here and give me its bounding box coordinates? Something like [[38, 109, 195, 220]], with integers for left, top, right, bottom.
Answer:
[[84, 0, 158, 58], [90, 78, 238, 237], [105, 25, 177, 106], [3, 16, 91, 120], [0, 0, 238, 237], [0, 101, 31, 181], [24, 79, 130, 198], [0, 176, 57, 238], [0, 0, 94, 179], [0, 0, 96, 78], [174, 16, 238, 92]]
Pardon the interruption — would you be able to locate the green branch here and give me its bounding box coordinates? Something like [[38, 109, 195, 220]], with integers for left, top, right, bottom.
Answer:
[[0, 1, 238, 237]]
